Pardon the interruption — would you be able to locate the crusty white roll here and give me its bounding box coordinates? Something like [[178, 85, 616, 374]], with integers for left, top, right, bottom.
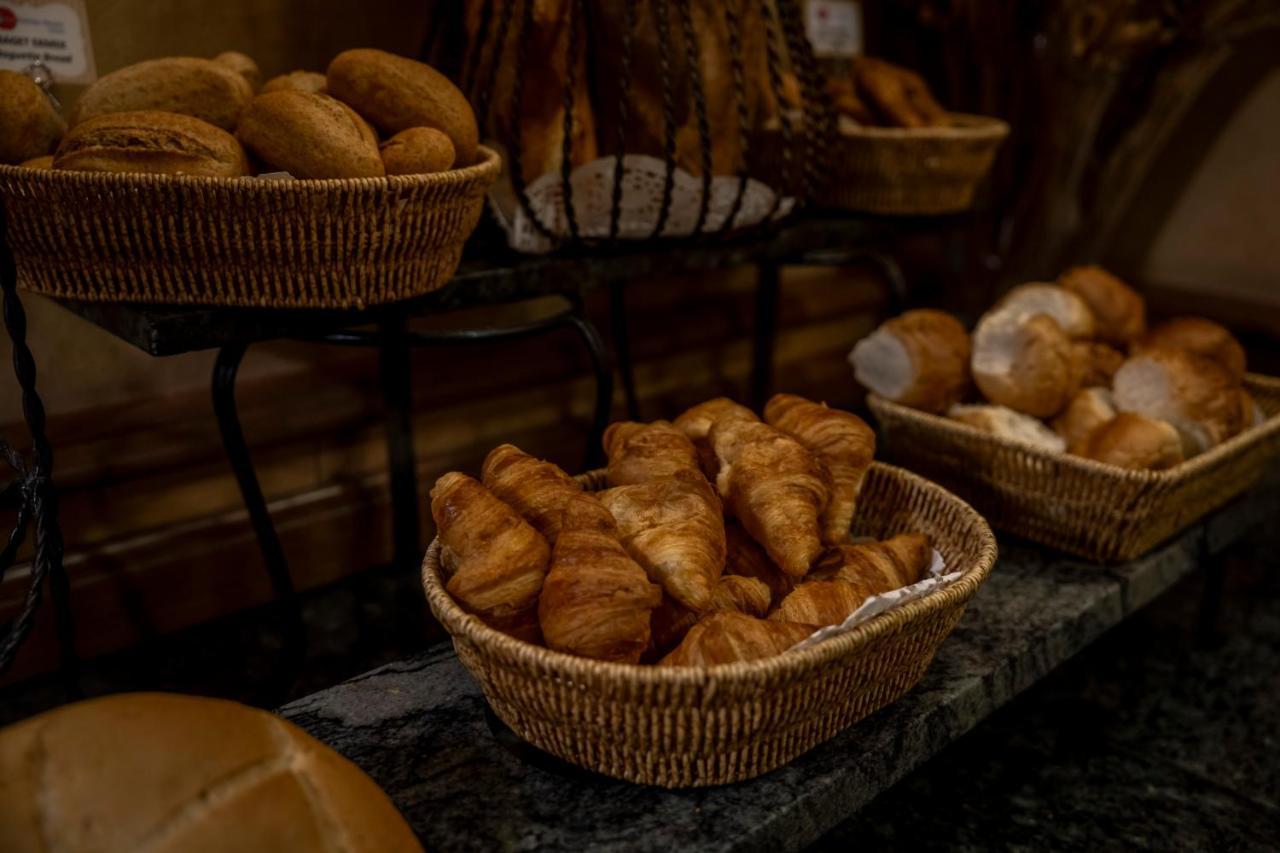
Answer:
[[971, 308, 1078, 418], [1135, 317, 1246, 383], [1057, 265, 1146, 345], [1053, 387, 1116, 454], [1112, 348, 1244, 456], [848, 309, 970, 414], [1079, 412, 1185, 471], [997, 283, 1096, 339], [947, 403, 1066, 454]]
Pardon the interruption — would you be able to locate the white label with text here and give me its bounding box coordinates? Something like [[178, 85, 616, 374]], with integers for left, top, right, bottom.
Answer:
[[0, 1, 95, 84]]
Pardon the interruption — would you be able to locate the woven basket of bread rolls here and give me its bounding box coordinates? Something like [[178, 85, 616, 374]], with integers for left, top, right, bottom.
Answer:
[[421, 461, 995, 787]]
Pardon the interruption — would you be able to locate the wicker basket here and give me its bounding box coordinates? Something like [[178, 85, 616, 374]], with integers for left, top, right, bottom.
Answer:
[[816, 114, 1009, 214], [421, 462, 996, 787], [0, 146, 501, 309], [868, 374, 1280, 563]]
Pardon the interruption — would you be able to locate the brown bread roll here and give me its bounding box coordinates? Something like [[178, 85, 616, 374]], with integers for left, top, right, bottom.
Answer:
[[1136, 317, 1246, 383], [237, 91, 384, 179], [849, 309, 971, 414], [72, 57, 253, 131], [262, 70, 328, 95], [0, 692, 423, 853], [1072, 341, 1125, 388], [1053, 387, 1116, 454], [1080, 412, 1185, 471], [0, 69, 65, 165], [997, 282, 1096, 338], [971, 308, 1078, 418], [1112, 347, 1244, 456], [1058, 265, 1146, 345], [18, 155, 54, 169], [213, 50, 261, 90], [327, 49, 478, 165], [380, 127, 456, 175], [53, 111, 250, 177]]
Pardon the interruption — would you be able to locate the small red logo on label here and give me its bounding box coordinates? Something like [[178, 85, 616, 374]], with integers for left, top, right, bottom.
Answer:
[[0, 7, 18, 30]]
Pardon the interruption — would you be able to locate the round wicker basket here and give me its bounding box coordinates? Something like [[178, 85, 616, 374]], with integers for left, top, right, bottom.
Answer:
[[0, 146, 501, 309], [421, 462, 997, 787]]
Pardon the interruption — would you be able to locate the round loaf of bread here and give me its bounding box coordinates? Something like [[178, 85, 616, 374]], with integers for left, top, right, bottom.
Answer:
[[380, 126, 456, 175], [1136, 317, 1246, 383], [72, 57, 253, 131], [1112, 347, 1244, 456], [997, 283, 1096, 338], [237, 91, 384, 179], [849, 309, 971, 414], [1058, 265, 1146, 345], [0, 69, 65, 165], [327, 49, 478, 165], [971, 309, 1077, 418], [53, 111, 250, 177], [262, 70, 328, 95], [0, 692, 422, 853], [1053, 387, 1117, 454], [1080, 412, 1185, 471], [214, 51, 261, 91], [946, 403, 1065, 454]]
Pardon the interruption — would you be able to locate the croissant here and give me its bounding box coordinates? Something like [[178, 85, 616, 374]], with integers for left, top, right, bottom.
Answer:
[[809, 533, 932, 594], [723, 520, 794, 602], [649, 575, 772, 656], [769, 579, 869, 627], [658, 611, 816, 667], [481, 443, 583, 543], [598, 469, 726, 611], [603, 420, 702, 486], [765, 393, 876, 545], [429, 472, 550, 642], [709, 417, 828, 578], [673, 397, 758, 479], [538, 494, 662, 663]]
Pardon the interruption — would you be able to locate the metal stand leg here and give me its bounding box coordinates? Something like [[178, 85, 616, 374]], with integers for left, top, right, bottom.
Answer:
[[378, 319, 421, 570], [563, 306, 615, 470], [750, 263, 781, 411], [608, 280, 641, 421]]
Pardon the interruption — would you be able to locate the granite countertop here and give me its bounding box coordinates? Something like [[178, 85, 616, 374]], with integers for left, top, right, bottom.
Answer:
[[281, 487, 1277, 853]]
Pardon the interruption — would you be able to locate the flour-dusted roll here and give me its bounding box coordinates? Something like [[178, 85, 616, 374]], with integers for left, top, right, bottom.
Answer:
[[947, 403, 1066, 454], [1052, 387, 1117, 454], [1057, 265, 1146, 345], [970, 308, 1078, 418], [1080, 412, 1185, 471], [849, 309, 971, 414], [997, 282, 1096, 339], [1136, 317, 1246, 383], [237, 90, 384, 179], [1112, 348, 1244, 456], [71, 57, 254, 131], [53, 111, 250, 177], [0, 69, 65, 165]]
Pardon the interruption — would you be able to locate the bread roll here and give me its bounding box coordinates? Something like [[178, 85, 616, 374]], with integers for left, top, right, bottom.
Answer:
[[1136, 317, 1246, 383], [1058, 265, 1146, 345], [237, 91, 384, 179], [1240, 388, 1266, 430], [1080, 412, 1185, 470], [72, 57, 253, 131], [947, 403, 1066, 453], [1053, 387, 1116, 453], [997, 282, 1096, 338], [262, 70, 328, 95], [380, 127, 456, 175], [1073, 341, 1125, 388], [0, 692, 422, 853], [971, 309, 1077, 417], [213, 51, 261, 90], [849, 309, 971, 413], [18, 155, 54, 169], [1112, 348, 1244, 456], [53, 111, 250, 177], [0, 69, 65, 165], [327, 49, 478, 165]]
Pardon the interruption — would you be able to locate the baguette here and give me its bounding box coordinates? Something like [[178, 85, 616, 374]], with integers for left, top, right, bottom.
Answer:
[[237, 91, 384, 179], [53, 111, 250, 177], [849, 309, 971, 414], [380, 127, 456, 175], [1058, 265, 1146, 345], [0, 69, 65, 165], [72, 57, 253, 131]]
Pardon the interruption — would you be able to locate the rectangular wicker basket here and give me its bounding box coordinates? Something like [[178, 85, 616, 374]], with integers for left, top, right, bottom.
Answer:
[[868, 373, 1280, 563], [421, 462, 996, 788]]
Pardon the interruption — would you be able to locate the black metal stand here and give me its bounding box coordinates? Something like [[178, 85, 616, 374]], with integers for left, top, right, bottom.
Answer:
[[609, 281, 642, 421], [749, 262, 781, 411], [378, 318, 422, 572]]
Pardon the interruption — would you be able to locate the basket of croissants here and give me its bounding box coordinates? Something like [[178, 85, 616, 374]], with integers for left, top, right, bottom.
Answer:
[[0, 49, 499, 309], [852, 266, 1280, 563], [420, 393, 996, 787]]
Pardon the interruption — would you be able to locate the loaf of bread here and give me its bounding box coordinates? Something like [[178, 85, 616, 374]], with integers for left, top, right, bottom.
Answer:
[[0, 693, 422, 853], [0, 69, 65, 165], [1080, 412, 1185, 471], [327, 49, 478, 165], [237, 91, 384, 179], [1136, 317, 1246, 383], [262, 70, 328, 95], [1112, 347, 1244, 456], [849, 309, 971, 413], [1057, 265, 1146, 345], [53, 111, 250, 177], [1052, 387, 1116, 453], [72, 57, 253, 131], [997, 283, 1096, 339], [971, 308, 1078, 418], [213, 50, 261, 91], [947, 403, 1066, 454], [18, 155, 54, 169], [1073, 341, 1125, 388], [380, 127, 456, 175]]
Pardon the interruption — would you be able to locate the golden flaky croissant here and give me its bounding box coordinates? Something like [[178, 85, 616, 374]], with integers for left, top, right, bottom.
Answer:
[[649, 575, 772, 656], [603, 420, 702, 486], [709, 417, 829, 579], [430, 472, 550, 642], [723, 520, 795, 602], [673, 397, 758, 479], [658, 611, 816, 667], [765, 394, 876, 545], [769, 579, 867, 627], [481, 443, 583, 543], [538, 494, 662, 663], [809, 533, 932, 595], [598, 469, 726, 611]]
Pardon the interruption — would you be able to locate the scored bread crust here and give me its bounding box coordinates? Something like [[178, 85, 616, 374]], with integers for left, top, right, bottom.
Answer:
[[237, 91, 384, 179], [1136, 317, 1246, 383], [849, 309, 970, 414], [1112, 348, 1244, 455], [71, 57, 253, 131], [1053, 386, 1116, 454], [971, 309, 1078, 418], [1058, 265, 1147, 345], [1081, 412, 1185, 471], [53, 111, 249, 177]]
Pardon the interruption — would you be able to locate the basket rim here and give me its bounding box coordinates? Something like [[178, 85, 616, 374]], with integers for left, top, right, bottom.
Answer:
[[837, 113, 1011, 141], [867, 371, 1280, 484], [421, 461, 997, 686], [0, 144, 502, 194]]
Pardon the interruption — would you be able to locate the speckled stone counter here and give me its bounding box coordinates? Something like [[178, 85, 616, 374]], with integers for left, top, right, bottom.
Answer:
[[280, 486, 1278, 853]]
